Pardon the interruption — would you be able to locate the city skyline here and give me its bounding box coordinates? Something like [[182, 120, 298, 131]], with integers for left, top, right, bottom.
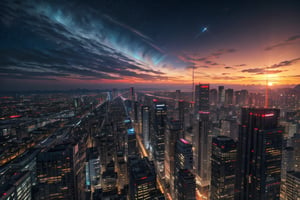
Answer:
[[1, 1, 300, 91]]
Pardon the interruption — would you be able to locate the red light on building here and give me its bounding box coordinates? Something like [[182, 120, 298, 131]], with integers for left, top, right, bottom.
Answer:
[[180, 138, 190, 144], [9, 115, 21, 119], [201, 85, 209, 88], [153, 99, 158, 102], [140, 176, 147, 180]]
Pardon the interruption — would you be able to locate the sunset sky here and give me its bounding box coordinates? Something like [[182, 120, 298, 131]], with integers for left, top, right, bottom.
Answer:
[[1, 0, 300, 90]]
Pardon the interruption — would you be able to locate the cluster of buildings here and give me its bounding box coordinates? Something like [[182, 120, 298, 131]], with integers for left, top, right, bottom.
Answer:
[[0, 84, 299, 199]]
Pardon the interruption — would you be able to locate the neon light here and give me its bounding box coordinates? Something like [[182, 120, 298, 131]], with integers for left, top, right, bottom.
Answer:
[[153, 99, 158, 102], [140, 176, 147, 180], [265, 113, 274, 117], [201, 85, 209, 88], [199, 111, 210, 114], [180, 138, 190, 144], [9, 115, 21, 118]]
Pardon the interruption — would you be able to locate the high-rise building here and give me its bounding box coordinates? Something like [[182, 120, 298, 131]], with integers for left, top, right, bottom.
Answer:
[[286, 171, 300, 200], [193, 111, 211, 195], [164, 120, 181, 194], [210, 89, 218, 105], [175, 138, 193, 171], [281, 147, 295, 199], [195, 84, 210, 113], [36, 143, 78, 199], [142, 106, 150, 149], [175, 89, 181, 109], [178, 100, 185, 129], [130, 87, 135, 102], [292, 134, 300, 172], [177, 169, 196, 200], [235, 108, 283, 200], [218, 86, 225, 105], [129, 157, 157, 200], [240, 89, 248, 106], [152, 100, 167, 172], [225, 88, 234, 106], [211, 136, 237, 200], [102, 161, 117, 193], [0, 171, 32, 200], [127, 128, 137, 158], [174, 138, 193, 199]]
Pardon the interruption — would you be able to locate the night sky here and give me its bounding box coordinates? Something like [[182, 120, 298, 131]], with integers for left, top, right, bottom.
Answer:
[[1, 0, 300, 90]]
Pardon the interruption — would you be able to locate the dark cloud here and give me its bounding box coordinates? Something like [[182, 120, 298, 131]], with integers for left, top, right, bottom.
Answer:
[[286, 35, 300, 42], [265, 35, 300, 51], [241, 68, 284, 75], [0, 0, 171, 82], [224, 66, 233, 69], [179, 48, 236, 67], [235, 64, 247, 67], [268, 57, 300, 69]]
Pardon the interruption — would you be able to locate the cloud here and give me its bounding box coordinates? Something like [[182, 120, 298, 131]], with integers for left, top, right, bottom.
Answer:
[[241, 68, 284, 75], [265, 34, 300, 51], [179, 48, 237, 70], [224, 66, 233, 69], [0, 0, 175, 83], [235, 64, 247, 67], [268, 57, 300, 69]]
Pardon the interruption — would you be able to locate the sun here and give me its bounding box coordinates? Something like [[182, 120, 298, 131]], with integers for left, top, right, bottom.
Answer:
[[268, 82, 273, 86]]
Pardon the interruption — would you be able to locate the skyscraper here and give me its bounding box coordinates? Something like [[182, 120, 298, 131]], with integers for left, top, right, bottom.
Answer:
[[174, 138, 193, 199], [292, 134, 300, 172], [193, 111, 211, 195], [218, 86, 225, 105], [129, 157, 157, 200], [225, 88, 234, 106], [195, 84, 210, 113], [178, 100, 185, 129], [235, 108, 283, 200], [211, 136, 237, 200], [210, 89, 218, 105], [175, 89, 181, 109], [286, 171, 300, 200], [152, 101, 167, 173], [36, 143, 78, 199], [164, 120, 181, 195], [177, 169, 196, 200], [141, 106, 150, 149]]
